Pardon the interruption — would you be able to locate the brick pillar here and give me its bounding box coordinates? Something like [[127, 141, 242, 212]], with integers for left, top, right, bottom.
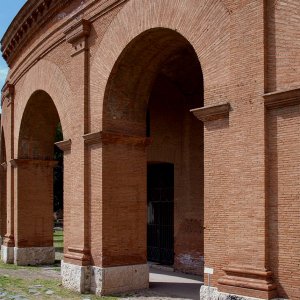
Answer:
[[192, 102, 276, 300], [11, 159, 57, 265], [1, 83, 15, 263], [215, 99, 276, 299], [60, 19, 91, 293], [85, 131, 150, 295]]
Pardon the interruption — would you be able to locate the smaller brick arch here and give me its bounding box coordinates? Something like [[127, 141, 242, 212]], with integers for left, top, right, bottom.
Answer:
[[18, 90, 61, 160], [15, 59, 72, 152], [13, 89, 63, 261]]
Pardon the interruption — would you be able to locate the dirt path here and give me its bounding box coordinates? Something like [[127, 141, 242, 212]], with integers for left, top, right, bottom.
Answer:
[[0, 265, 61, 280]]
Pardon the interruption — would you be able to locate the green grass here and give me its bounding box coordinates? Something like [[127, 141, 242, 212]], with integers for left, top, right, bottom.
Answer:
[[0, 261, 40, 271], [0, 231, 117, 299], [53, 230, 64, 251], [0, 274, 117, 299]]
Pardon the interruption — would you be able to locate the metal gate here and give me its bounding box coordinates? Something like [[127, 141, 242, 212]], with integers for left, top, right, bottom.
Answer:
[[147, 163, 174, 265]]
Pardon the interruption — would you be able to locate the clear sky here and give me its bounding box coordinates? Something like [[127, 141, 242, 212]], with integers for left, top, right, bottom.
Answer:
[[0, 0, 27, 90]]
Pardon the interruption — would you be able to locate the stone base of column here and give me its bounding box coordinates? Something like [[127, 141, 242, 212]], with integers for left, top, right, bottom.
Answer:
[[90, 264, 149, 295], [61, 260, 91, 293], [1, 245, 14, 263], [200, 286, 286, 300], [14, 247, 55, 266]]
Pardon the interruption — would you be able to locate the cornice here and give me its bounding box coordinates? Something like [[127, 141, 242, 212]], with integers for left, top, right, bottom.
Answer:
[[1, 82, 15, 107], [3, 0, 127, 88], [83, 132, 102, 145], [1, 0, 72, 67], [64, 18, 91, 56], [190, 103, 230, 122], [55, 139, 72, 152], [263, 87, 300, 109], [10, 159, 58, 168], [1, 162, 7, 171], [83, 131, 152, 147]]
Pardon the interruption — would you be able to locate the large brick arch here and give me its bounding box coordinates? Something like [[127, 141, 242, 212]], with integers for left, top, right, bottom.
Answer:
[[90, 0, 230, 132], [15, 59, 72, 149]]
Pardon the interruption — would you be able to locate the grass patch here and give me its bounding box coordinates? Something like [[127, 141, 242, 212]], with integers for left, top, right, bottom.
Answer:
[[54, 230, 64, 249], [0, 261, 40, 271], [0, 275, 117, 299]]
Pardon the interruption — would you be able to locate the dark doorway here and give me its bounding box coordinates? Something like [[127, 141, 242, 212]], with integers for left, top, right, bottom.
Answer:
[[147, 163, 174, 265]]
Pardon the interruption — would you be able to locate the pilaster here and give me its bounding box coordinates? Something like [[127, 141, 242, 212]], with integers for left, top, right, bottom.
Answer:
[[62, 19, 91, 268], [1, 82, 15, 256]]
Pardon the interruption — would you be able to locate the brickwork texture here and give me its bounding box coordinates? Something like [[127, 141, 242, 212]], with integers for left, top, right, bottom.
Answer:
[[0, 0, 299, 299]]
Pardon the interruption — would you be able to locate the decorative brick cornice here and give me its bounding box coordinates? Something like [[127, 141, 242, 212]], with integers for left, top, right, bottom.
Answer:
[[190, 103, 230, 122], [3, 234, 15, 247], [55, 139, 72, 152], [1, 162, 7, 171], [83, 131, 152, 147], [1, 0, 72, 67], [83, 132, 102, 145], [64, 19, 91, 56], [263, 87, 300, 109], [1, 82, 15, 106]]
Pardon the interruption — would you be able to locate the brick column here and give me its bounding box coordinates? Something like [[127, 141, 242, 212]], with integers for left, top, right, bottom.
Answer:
[[84, 131, 150, 295], [11, 159, 57, 265], [192, 103, 276, 300], [60, 19, 91, 293], [1, 83, 15, 263]]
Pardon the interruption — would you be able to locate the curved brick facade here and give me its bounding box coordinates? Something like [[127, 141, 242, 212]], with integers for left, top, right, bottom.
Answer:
[[0, 0, 299, 299]]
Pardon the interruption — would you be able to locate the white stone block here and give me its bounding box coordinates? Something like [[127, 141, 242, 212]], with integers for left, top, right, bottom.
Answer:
[[1, 245, 14, 264], [14, 247, 55, 266]]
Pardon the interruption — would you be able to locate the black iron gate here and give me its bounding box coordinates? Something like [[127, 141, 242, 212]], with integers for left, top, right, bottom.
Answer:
[[147, 163, 174, 265]]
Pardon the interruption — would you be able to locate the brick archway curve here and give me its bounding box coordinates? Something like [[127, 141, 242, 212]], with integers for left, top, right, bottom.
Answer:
[[90, 0, 231, 131], [15, 59, 72, 147]]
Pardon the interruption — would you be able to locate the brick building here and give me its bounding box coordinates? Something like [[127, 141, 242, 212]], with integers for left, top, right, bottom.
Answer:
[[0, 0, 299, 299]]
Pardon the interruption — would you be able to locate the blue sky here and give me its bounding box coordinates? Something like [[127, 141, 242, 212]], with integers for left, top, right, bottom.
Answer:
[[0, 0, 27, 90]]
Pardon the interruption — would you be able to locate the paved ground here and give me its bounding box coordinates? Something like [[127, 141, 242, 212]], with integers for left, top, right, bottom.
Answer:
[[120, 266, 202, 300]]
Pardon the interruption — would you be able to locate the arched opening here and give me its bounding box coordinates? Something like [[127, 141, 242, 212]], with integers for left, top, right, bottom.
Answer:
[[16, 90, 64, 265], [0, 130, 7, 241], [101, 28, 204, 286]]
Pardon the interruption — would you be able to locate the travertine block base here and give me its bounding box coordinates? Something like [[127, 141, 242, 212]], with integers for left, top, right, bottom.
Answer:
[[90, 264, 149, 295], [61, 261, 90, 293], [62, 261, 149, 295], [14, 247, 55, 265], [200, 286, 287, 300], [1, 245, 14, 264]]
